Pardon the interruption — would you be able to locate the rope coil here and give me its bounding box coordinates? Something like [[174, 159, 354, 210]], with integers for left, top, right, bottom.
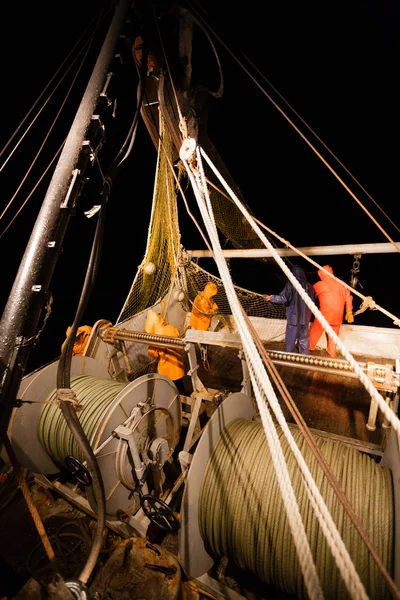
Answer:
[[38, 375, 125, 467], [199, 419, 394, 599]]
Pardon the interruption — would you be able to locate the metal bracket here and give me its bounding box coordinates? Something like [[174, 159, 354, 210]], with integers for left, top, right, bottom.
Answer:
[[114, 424, 149, 494], [238, 349, 252, 398], [186, 343, 207, 394], [100, 72, 113, 102], [366, 362, 398, 394], [60, 169, 81, 213], [182, 392, 204, 454], [366, 363, 399, 431]]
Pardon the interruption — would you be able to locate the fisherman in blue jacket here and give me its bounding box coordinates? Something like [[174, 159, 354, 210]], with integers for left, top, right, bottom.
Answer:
[[265, 264, 316, 354]]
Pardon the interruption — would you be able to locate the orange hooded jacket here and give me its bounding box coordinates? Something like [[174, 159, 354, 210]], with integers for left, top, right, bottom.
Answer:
[[189, 282, 218, 331], [61, 325, 92, 356], [145, 310, 185, 381], [313, 266, 353, 325]]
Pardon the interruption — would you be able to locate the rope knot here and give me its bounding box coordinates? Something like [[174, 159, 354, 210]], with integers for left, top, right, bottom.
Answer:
[[56, 388, 80, 410], [179, 137, 197, 166], [353, 296, 377, 316]]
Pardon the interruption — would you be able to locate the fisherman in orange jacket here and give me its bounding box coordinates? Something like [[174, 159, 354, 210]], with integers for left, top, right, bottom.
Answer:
[[309, 265, 354, 358], [61, 325, 93, 356], [144, 309, 185, 382], [189, 282, 218, 331]]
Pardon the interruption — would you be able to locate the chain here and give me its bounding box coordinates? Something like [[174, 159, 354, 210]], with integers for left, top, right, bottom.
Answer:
[[350, 254, 363, 290]]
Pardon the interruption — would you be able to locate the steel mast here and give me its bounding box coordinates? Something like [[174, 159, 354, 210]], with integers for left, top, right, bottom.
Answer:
[[0, 0, 133, 441]]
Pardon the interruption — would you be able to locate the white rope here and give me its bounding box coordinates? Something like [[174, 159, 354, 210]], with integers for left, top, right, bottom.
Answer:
[[195, 146, 370, 598], [188, 153, 324, 599], [199, 145, 400, 436], [184, 143, 372, 599]]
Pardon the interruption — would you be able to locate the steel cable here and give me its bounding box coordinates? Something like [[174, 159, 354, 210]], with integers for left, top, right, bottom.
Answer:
[[199, 418, 394, 599], [38, 375, 125, 467]]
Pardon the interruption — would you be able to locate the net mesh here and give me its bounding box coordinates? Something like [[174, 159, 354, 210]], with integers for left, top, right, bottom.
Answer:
[[117, 114, 286, 325], [201, 137, 263, 249]]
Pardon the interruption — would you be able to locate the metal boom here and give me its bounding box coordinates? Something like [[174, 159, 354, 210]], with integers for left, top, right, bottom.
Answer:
[[0, 0, 132, 441]]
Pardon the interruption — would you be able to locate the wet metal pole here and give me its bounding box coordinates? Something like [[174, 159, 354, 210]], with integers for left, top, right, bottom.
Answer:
[[0, 0, 132, 439]]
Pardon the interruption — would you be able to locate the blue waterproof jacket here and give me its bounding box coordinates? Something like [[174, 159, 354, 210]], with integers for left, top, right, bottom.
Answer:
[[270, 265, 315, 325]]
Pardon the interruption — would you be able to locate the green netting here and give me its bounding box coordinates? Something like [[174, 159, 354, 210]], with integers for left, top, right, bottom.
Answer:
[[117, 115, 180, 322], [183, 261, 285, 320], [117, 114, 286, 325], [201, 138, 262, 249]]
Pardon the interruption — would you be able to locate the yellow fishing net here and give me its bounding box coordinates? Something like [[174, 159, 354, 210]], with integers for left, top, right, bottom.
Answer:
[[117, 114, 286, 325]]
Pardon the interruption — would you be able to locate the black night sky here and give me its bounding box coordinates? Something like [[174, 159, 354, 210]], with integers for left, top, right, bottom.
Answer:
[[0, 0, 398, 373]]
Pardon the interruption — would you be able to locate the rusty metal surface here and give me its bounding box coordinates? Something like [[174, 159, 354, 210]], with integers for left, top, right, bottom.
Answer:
[[90, 537, 182, 599], [197, 342, 389, 447]]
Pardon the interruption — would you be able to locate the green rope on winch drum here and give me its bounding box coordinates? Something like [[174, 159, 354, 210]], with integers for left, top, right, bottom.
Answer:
[[198, 419, 394, 600], [38, 375, 126, 467]]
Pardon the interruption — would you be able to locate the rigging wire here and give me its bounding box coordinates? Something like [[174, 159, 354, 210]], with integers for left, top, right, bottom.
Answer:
[[185, 1, 400, 255], [127, 38, 214, 256], [241, 52, 400, 238], [0, 139, 66, 240], [0, 1, 111, 170], [0, 2, 114, 235], [151, 4, 185, 140], [0, 27, 96, 227], [183, 9, 224, 100], [147, 6, 262, 257], [113, 48, 148, 170], [252, 220, 400, 326], [204, 175, 400, 326]]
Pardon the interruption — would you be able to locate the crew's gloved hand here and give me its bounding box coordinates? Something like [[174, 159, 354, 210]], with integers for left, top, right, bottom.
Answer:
[[265, 295, 272, 302], [345, 310, 354, 323]]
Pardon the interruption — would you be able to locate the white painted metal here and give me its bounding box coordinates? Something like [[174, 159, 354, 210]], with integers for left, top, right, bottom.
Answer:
[[189, 242, 400, 258], [185, 319, 400, 361]]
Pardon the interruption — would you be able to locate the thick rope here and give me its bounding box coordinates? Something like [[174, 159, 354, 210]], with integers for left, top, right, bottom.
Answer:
[[185, 144, 372, 599], [188, 153, 324, 599], [199, 145, 400, 435]]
